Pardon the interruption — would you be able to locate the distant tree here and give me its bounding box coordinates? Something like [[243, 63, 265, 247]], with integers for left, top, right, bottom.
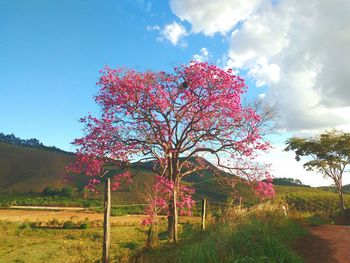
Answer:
[[271, 177, 307, 186], [285, 130, 350, 212], [42, 186, 60, 196]]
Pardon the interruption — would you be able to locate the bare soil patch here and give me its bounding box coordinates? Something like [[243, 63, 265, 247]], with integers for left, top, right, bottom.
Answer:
[[295, 225, 350, 263], [0, 209, 198, 225]]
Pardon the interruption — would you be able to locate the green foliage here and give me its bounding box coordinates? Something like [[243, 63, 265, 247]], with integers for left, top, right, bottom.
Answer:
[[0, 193, 102, 208], [42, 186, 61, 196], [60, 186, 75, 197], [285, 130, 350, 169], [62, 220, 75, 229], [272, 177, 309, 187]]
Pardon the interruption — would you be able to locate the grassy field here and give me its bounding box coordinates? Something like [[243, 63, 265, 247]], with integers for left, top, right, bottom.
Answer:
[[0, 220, 145, 263], [0, 204, 306, 263], [0, 213, 202, 263]]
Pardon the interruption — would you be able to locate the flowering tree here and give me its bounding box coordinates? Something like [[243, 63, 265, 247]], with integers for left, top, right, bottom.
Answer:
[[66, 62, 274, 244]]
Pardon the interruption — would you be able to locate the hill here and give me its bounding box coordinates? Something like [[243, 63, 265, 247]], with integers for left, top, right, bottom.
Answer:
[[0, 142, 73, 193], [0, 132, 71, 154], [0, 141, 242, 203], [271, 177, 311, 187], [317, 184, 350, 194]]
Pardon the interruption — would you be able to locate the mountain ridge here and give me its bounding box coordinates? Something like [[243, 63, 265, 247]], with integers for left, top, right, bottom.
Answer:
[[0, 132, 72, 155]]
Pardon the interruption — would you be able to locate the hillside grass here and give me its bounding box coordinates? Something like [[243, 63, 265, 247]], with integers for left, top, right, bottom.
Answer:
[[0, 142, 73, 193]]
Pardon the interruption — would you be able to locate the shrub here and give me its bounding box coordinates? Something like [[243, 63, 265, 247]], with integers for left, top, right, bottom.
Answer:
[[60, 187, 75, 197], [62, 220, 75, 229], [79, 222, 89, 229], [42, 186, 60, 196]]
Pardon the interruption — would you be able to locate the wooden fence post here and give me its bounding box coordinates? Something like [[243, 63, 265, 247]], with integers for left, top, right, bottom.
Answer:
[[201, 198, 207, 231], [103, 178, 111, 263]]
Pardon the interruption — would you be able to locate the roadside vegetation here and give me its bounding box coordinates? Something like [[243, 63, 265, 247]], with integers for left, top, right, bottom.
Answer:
[[136, 203, 306, 263]]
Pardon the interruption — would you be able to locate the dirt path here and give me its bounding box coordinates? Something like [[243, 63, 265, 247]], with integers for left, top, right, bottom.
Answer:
[[10, 205, 85, 211], [0, 209, 147, 223], [295, 225, 350, 263], [0, 209, 199, 225]]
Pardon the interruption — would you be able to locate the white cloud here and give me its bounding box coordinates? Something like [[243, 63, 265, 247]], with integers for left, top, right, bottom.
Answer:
[[247, 58, 280, 87], [160, 21, 187, 46], [169, 0, 350, 133], [170, 0, 261, 35], [258, 93, 266, 100], [168, 0, 350, 185], [192, 47, 210, 62]]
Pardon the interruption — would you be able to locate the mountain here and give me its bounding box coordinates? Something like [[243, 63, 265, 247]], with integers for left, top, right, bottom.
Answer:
[[0, 132, 71, 154]]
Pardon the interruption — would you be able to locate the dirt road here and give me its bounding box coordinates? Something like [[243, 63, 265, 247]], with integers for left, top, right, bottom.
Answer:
[[295, 225, 350, 263], [0, 209, 147, 224], [0, 209, 198, 224]]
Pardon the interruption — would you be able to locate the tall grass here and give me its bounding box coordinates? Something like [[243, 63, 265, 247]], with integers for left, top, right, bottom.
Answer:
[[140, 203, 306, 263]]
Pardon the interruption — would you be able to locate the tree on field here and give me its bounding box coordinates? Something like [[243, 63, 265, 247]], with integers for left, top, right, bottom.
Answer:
[[285, 130, 350, 212], [66, 61, 274, 245]]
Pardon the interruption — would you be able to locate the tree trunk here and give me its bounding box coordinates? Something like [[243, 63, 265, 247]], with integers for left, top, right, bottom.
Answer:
[[167, 202, 174, 241], [201, 198, 206, 231], [172, 186, 178, 244], [338, 187, 345, 214], [335, 179, 345, 214], [102, 178, 111, 263]]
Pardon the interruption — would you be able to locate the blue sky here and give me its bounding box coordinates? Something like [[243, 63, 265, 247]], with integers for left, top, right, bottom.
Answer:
[[0, 0, 263, 151], [1, 0, 349, 186]]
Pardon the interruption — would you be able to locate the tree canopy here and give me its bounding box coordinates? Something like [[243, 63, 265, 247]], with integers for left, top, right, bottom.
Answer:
[[285, 130, 350, 211]]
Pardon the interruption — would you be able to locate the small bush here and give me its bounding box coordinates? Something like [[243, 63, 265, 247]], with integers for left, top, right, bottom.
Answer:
[[42, 186, 61, 196], [60, 187, 75, 197], [62, 220, 75, 229], [79, 222, 90, 229]]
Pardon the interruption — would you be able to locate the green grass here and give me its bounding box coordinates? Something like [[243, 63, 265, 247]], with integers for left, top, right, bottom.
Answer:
[[139, 205, 306, 263], [0, 220, 146, 263], [276, 190, 350, 216]]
